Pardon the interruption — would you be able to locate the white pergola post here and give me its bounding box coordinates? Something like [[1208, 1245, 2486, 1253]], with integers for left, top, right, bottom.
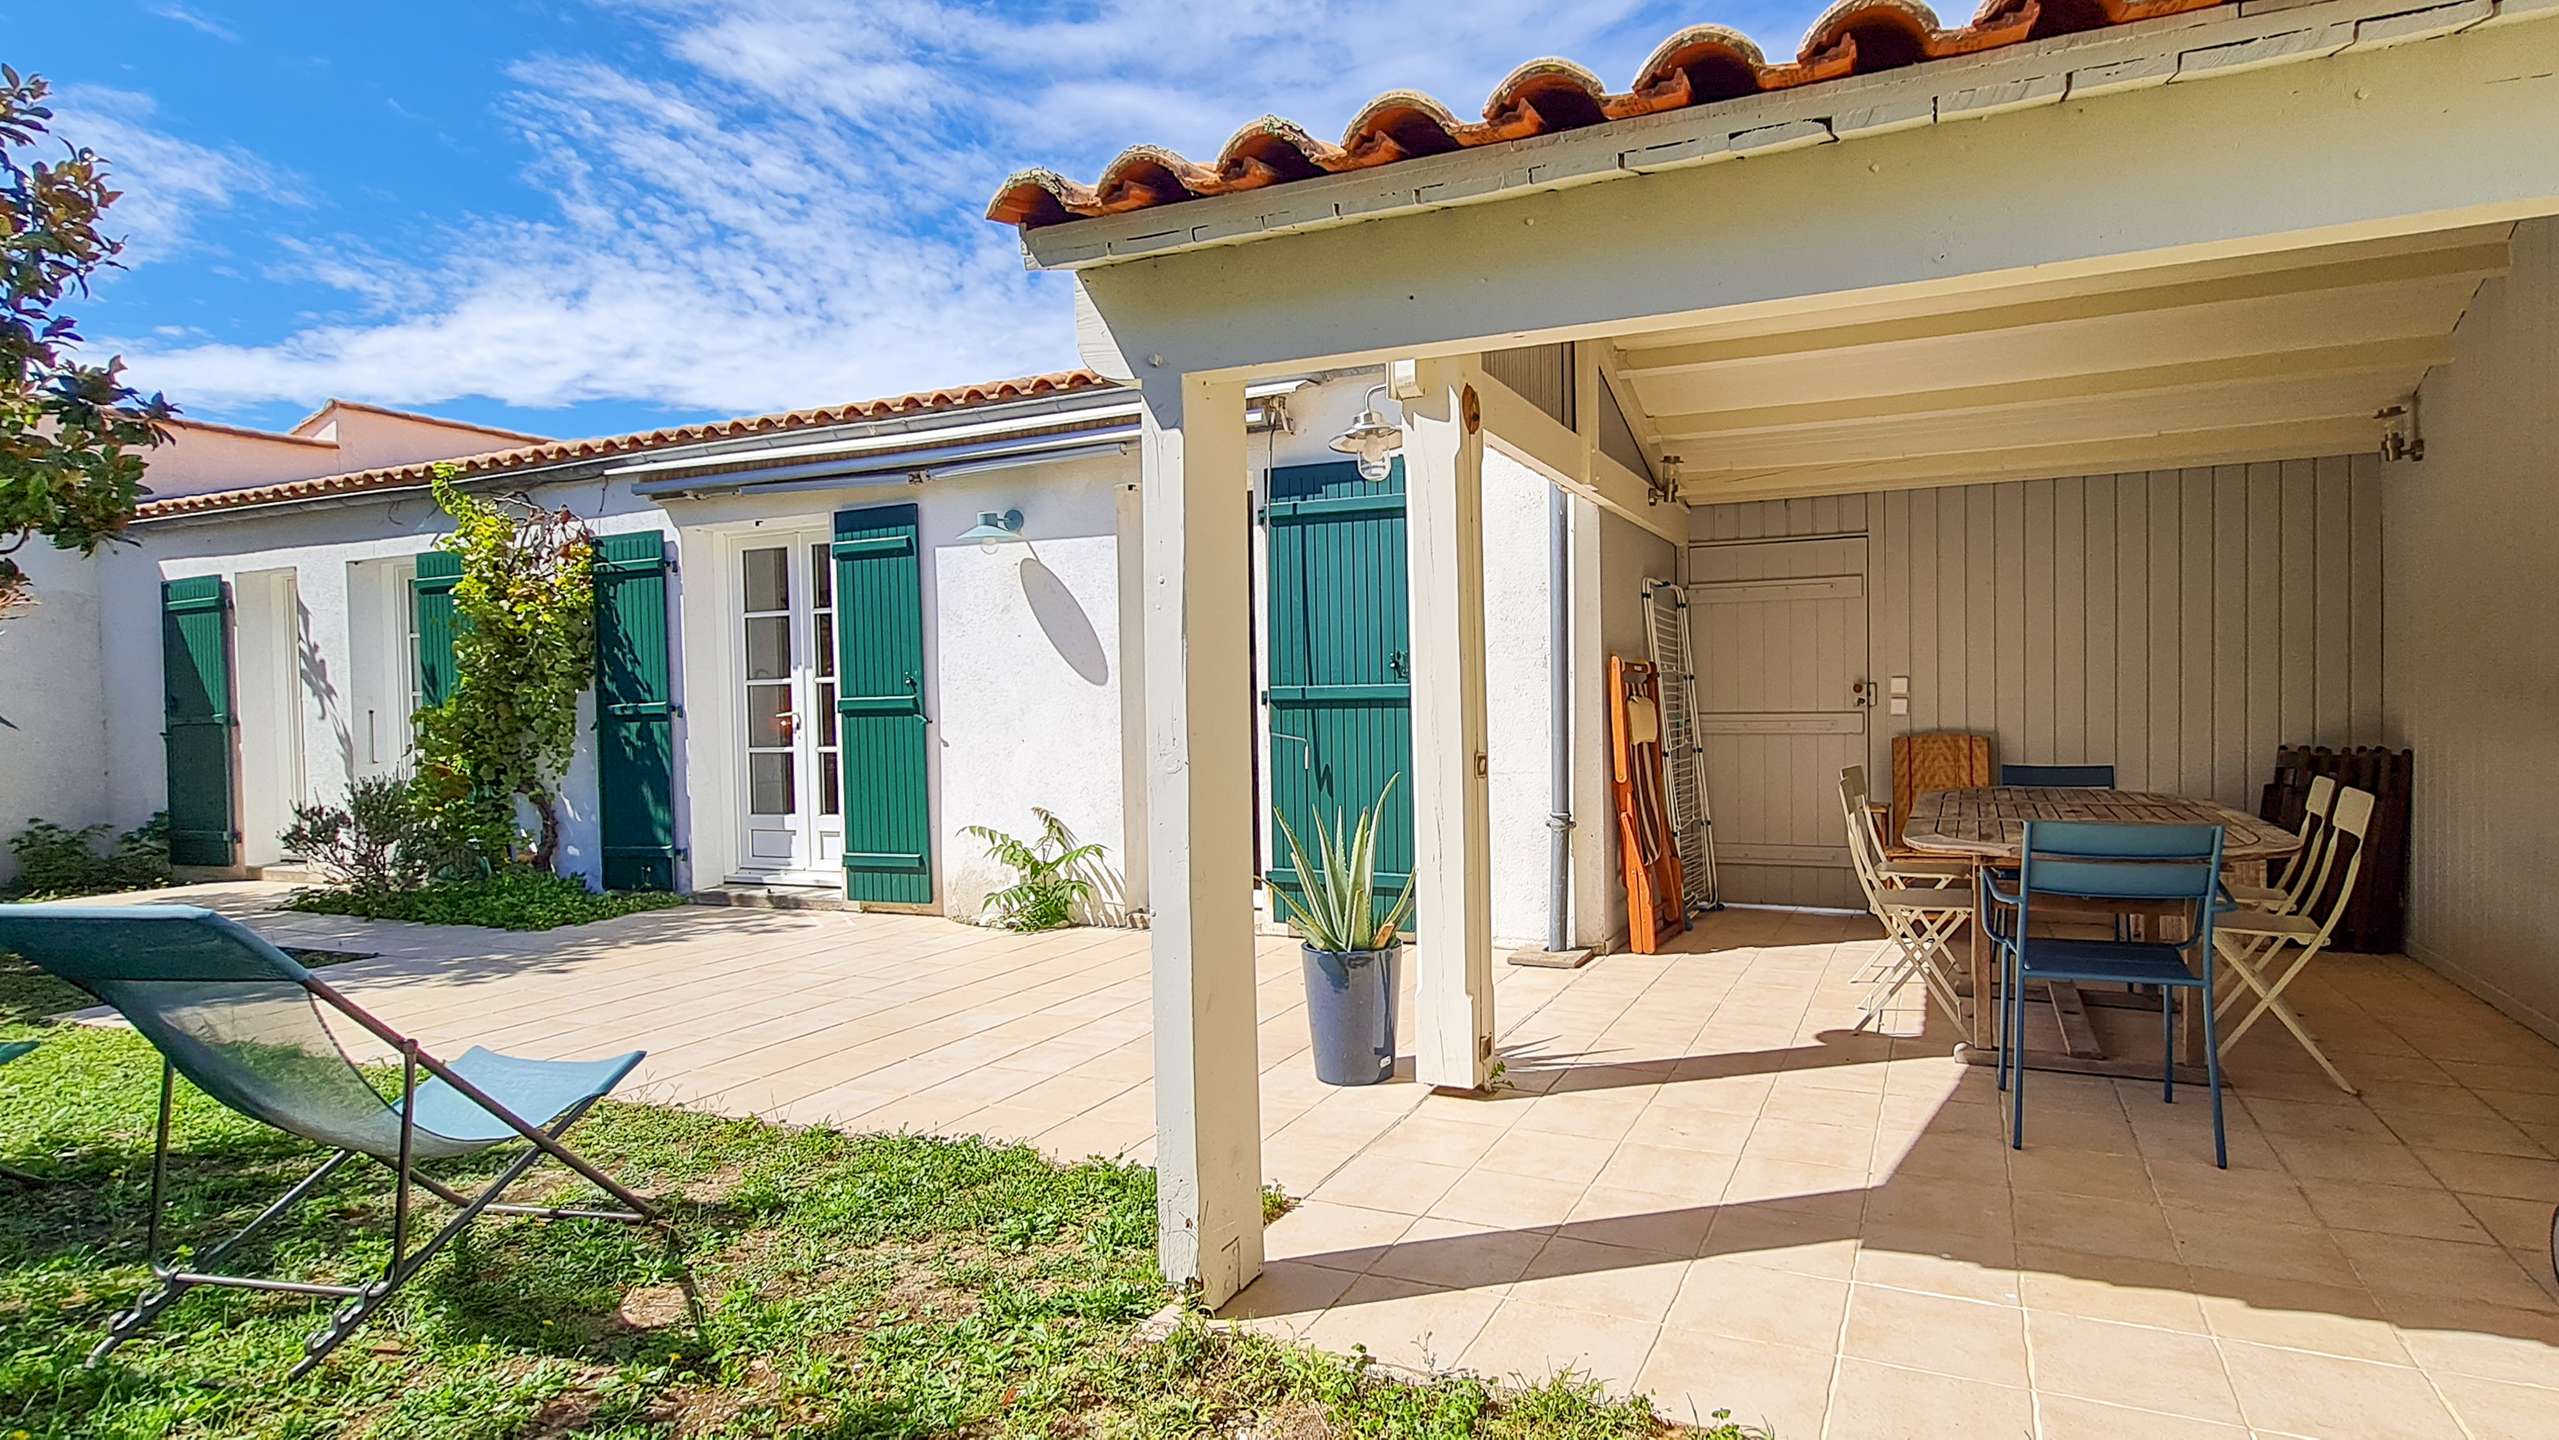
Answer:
[[1403, 357, 1498, 1090], [1139, 371, 1265, 1306]]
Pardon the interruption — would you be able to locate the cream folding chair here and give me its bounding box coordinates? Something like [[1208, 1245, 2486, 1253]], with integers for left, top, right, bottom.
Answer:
[[1840, 766, 1968, 1030], [2211, 786, 2374, 1094], [2224, 775, 2337, 914]]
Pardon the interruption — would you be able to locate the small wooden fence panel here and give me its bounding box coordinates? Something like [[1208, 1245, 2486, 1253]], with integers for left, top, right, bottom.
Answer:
[[2258, 746, 2412, 953]]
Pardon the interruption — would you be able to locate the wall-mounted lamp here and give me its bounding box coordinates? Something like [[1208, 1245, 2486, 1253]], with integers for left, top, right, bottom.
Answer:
[[957, 508, 1026, 552], [1329, 384, 1403, 483]]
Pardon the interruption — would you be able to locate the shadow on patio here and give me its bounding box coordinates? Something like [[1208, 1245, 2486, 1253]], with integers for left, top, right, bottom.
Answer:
[[1229, 907, 2559, 1438]]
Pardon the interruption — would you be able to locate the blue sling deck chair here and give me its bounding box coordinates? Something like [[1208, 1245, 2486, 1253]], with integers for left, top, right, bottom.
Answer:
[[0, 905, 660, 1378]]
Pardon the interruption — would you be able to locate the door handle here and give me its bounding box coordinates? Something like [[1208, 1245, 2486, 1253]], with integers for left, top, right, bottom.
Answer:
[[1272, 732, 1312, 769]]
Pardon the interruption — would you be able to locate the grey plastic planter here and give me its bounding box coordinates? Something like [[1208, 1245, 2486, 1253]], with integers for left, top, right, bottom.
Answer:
[[1300, 940, 1401, 1086]]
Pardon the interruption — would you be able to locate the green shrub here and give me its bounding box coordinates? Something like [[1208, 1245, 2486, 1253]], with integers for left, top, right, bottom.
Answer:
[[3, 813, 171, 898], [963, 808, 1105, 932], [284, 865, 685, 931], [279, 774, 431, 891]]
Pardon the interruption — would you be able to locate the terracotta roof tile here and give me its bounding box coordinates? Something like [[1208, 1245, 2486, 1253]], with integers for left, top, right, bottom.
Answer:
[[137, 369, 1113, 519], [986, 0, 2227, 228]]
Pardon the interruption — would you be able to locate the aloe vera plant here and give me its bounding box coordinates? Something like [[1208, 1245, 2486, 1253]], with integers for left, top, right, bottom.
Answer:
[[1271, 776, 1415, 952]]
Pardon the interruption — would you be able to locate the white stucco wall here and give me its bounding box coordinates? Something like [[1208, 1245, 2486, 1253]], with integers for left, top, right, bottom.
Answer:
[[665, 451, 1136, 921], [0, 545, 111, 886], [98, 479, 679, 888]]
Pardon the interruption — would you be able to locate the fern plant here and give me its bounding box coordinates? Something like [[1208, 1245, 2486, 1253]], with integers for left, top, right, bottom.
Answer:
[[964, 808, 1105, 932], [1272, 775, 1414, 953]]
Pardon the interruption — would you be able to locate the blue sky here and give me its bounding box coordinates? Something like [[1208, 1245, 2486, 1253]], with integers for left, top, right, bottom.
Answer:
[[19, 0, 1830, 440]]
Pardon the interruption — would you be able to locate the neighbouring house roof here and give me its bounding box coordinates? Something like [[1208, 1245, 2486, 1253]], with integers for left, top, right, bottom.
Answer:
[[135, 369, 1114, 519], [286, 398, 552, 445], [985, 0, 2224, 229]]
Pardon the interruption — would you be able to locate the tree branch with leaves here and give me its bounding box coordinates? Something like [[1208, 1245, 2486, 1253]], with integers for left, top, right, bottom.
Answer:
[[1, 66, 172, 617], [412, 467, 596, 871]]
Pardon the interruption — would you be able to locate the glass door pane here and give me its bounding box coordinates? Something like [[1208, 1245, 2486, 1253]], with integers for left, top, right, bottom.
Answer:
[[740, 543, 800, 868], [811, 541, 840, 818]]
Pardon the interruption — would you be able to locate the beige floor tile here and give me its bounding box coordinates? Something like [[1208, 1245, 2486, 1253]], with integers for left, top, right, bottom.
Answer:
[[1722, 1156, 1870, 1219], [1261, 1200, 1414, 1273], [1509, 1236, 1689, 1324], [1454, 1298, 1658, 1392], [1300, 1274, 1503, 1375], [2461, 1191, 2559, 1251], [2432, 1372, 2559, 1440], [2385, 1294, 2559, 1387], [1700, 1206, 1863, 1280], [2166, 1208, 2361, 1288], [1665, 1256, 1851, 1351], [1860, 1175, 2015, 1242], [1363, 1115, 1508, 1170], [2270, 1134, 2445, 1188], [1823, 1356, 2032, 1440], [1474, 1127, 1619, 1185], [2032, 1393, 2247, 1440], [2027, 1309, 2243, 1423], [2414, 1147, 2559, 1202], [2003, 1143, 2153, 1199], [2016, 1244, 2206, 1332], [1364, 1216, 1545, 1290], [2191, 1267, 2409, 1364], [2299, 1177, 2495, 1243], [1514, 1085, 1654, 1142], [1840, 1284, 2029, 1387], [1310, 1153, 1467, 1216], [2146, 1158, 2317, 1223], [1425, 1167, 1586, 1231], [1852, 1229, 2022, 1306], [1623, 1103, 1757, 1157], [1743, 1117, 1878, 1171], [1636, 1327, 1834, 1436], [2218, 1339, 2465, 1440], [1557, 1185, 1717, 1256], [1593, 1142, 1738, 1203], [2337, 1229, 2557, 1312], [2012, 1190, 2179, 1263]]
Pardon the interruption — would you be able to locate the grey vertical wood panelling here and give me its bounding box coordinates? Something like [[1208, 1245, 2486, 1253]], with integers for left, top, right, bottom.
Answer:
[[1482, 344, 1575, 430], [1690, 457, 2388, 901]]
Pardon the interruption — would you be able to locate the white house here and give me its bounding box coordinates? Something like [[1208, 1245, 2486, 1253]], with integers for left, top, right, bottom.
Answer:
[[4, 368, 1679, 956]]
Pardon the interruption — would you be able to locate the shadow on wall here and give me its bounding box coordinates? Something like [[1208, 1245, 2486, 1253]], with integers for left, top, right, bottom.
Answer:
[[298, 593, 348, 787], [1019, 555, 1107, 686]]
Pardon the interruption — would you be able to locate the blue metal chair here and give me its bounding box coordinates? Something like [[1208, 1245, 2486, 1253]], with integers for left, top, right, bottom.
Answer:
[[1986, 821, 2228, 1167], [2000, 764, 2118, 787], [0, 905, 660, 1378]]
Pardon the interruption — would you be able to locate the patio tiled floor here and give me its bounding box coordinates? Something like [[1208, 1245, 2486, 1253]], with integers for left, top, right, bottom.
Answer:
[[1228, 906, 2559, 1440], [64, 884, 2559, 1437]]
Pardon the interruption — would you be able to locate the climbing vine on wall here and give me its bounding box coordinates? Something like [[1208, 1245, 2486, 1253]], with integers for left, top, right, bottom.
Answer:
[[414, 466, 596, 870]]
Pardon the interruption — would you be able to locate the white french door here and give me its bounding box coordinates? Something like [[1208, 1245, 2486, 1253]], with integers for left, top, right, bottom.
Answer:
[[733, 534, 844, 881]]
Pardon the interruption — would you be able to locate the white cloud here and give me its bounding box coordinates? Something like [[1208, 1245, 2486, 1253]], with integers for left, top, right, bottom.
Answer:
[[45, 86, 298, 265], [151, 3, 240, 44], [107, 0, 1820, 422]]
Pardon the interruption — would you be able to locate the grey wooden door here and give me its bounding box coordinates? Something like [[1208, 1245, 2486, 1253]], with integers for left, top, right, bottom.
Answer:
[[1688, 535, 1870, 907]]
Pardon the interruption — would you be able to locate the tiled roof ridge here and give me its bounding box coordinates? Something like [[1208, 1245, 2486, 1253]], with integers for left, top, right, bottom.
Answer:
[[986, 0, 2226, 228], [137, 368, 1114, 519]]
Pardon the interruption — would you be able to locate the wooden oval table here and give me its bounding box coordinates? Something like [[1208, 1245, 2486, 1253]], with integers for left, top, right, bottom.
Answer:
[[1903, 787, 2300, 1081]]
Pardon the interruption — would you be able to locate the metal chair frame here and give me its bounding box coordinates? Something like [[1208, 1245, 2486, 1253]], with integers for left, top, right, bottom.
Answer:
[[2211, 787, 2375, 1095], [1990, 820, 2229, 1168], [101, 970, 663, 1379], [1840, 767, 1968, 1030]]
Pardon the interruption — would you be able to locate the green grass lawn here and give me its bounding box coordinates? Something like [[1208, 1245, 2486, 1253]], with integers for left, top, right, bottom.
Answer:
[[0, 990, 1745, 1439]]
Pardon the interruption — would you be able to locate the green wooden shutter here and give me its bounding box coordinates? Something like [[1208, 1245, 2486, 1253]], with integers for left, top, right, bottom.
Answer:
[[412, 550, 462, 711], [161, 575, 237, 867], [1263, 459, 1416, 932], [594, 532, 679, 891], [831, 504, 932, 904]]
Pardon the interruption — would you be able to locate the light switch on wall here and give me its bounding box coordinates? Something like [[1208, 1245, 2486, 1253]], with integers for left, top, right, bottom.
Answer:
[[1890, 697, 1910, 716], [1889, 675, 1910, 696]]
